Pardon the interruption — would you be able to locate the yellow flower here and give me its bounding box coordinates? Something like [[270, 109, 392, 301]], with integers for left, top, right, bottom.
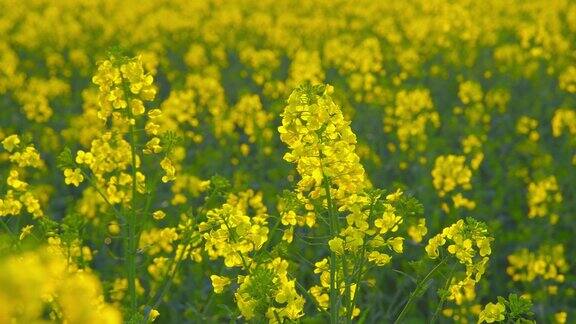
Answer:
[[314, 258, 329, 274], [478, 302, 505, 323], [374, 209, 401, 234], [328, 237, 345, 255], [152, 210, 166, 220], [551, 108, 576, 137], [149, 309, 160, 322], [75, 150, 94, 165], [407, 218, 427, 243], [130, 98, 145, 116], [526, 176, 562, 221], [10, 145, 43, 168], [452, 193, 476, 210], [0, 248, 121, 323], [554, 311, 567, 324], [367, 251, 391, 266], [447, 238, 474, 263], [431, 155, 472, 197], [2, 135, 20, 152], [7, 170, 28, 191], [282, 226, 294, 243], [476, 237, 492, 256], [425, 234, 446, 259], [281, 210, 297, 226], [148, 109, 162, 119], [92, 55, 156, 121], [64, 168, 84, 187], [388, 237, 404, 253], [383, 89, 439, 158], [310, 286, 329, 309], [199, 190, 269, 268], [278, 84, 366, 204], [507, 244, 568, 283], [21, 193, 43, 218], [108, 222, 121, 235], [385, 189, 403, 202], [160, 157, 176, 183], [210, 275, 231, 294], [143, 137, 163, 155]]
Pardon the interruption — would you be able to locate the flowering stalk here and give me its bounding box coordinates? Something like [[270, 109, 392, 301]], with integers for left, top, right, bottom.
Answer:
[[279, 83, 429, 322], [59, 54, 159, 321]]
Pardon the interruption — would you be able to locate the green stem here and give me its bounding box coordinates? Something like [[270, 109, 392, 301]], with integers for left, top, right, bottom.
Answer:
[[323, 176, 339, 324], [431, 264, 456, 323], [82, 171, 123, 219], [258, 214, 282, 255], [394, 257, 448, 324], [147, 235, 199, 317], [346, 196, 379, 321], [127, 109, 139, 319], [142, 170, 161, 221], [295, 280, 330, 318]]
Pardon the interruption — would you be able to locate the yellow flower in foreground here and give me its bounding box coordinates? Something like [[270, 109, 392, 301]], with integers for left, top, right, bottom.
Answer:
[[64, 168, 84, 187], [0, 248, 121, 323], [478, 302, 505, 323]]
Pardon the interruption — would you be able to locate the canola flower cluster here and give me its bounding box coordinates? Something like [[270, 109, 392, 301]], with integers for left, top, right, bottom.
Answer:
[[0, 135, 45, 218], [507, 245, 568, 284], [200, 190, 269, 268], [201, 190, 305, 322], [384, 88, 440, 167], [432, 155, 476, 212], [526, 176, 563, 223], [425, 219, 492, 305], [279, 85, 432, 320], [278, 84, 367, 204]]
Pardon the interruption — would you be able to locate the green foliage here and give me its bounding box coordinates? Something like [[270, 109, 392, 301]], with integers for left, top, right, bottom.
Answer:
[[498, 294, 535, 323]]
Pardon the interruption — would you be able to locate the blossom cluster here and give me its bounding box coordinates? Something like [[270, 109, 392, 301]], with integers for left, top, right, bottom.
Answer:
[[425, 219, 493, 305]]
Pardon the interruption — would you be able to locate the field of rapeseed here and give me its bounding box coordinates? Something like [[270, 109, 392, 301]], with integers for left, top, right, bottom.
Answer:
[[0, 0, 574, 323]]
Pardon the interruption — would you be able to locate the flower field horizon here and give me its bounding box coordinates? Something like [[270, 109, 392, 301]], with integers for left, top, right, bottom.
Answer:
[[0, 0, 574, 323]]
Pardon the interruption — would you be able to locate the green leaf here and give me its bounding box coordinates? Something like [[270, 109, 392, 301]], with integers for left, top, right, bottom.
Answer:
[[56, 147, 75, 170]]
